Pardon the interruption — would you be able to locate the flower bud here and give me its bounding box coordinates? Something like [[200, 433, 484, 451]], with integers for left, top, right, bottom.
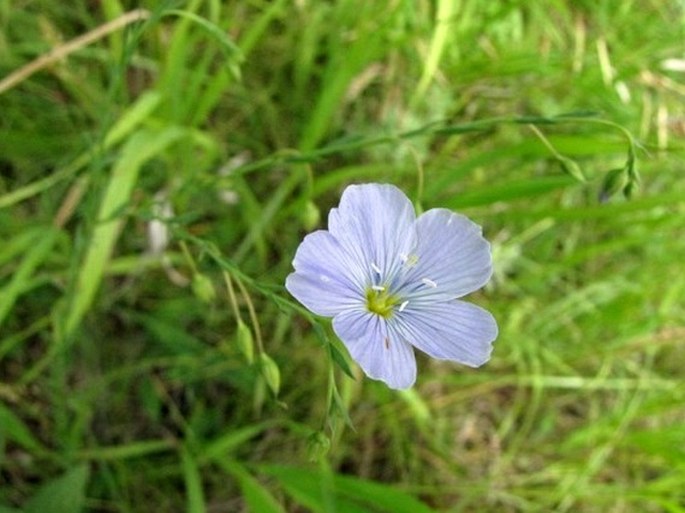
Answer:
[[301, 200, 320, 231], [259, 353, 280, 396], [236, 320, 254, 364], [307, 431, 331, 461], [599, 167, 628, 202], [558, 156, 586, 183], [192, 273, 216, 303]]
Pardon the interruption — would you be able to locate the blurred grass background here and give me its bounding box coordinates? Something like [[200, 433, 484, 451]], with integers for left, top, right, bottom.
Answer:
[[1, 0, 684, 512]]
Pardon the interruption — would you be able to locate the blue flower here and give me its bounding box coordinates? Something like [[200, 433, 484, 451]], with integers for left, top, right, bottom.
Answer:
[[286, 183, 498, 389]]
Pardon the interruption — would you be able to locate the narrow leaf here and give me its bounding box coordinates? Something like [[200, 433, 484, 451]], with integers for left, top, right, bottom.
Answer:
[[0, 402, 46, 453], [199, 422, 275, 463], [104, 90, 162, 147], [63, 127, 184, 337], [223, 461, 286, 513], [0, 227, 59, 328], [181, 447, 206, 513], [24, 465, 89, 513], [262, 465, 438, 513]]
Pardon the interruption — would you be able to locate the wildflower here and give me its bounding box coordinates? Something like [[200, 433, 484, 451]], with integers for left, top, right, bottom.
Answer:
[[286, 183, 498, 389]]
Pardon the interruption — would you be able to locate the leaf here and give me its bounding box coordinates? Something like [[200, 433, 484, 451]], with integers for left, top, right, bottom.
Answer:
[[63, 127, 185, 337], [163, 9, 243, 79], [181, 447, 206, 513], [553, 110, 602, 118], [76, 439, 174, 461], [0, 227, 59, 328], [263, 465, 366, 513], [222, 461, 286, 513], [333, 473, 437, 513], [262, 465, 437, 513], [199, 422, 275, 463], [104, 90, 162, 147], [412, 0, 459, 103], [0, 403, 46, 453], [0, 226, 44, 267], [24, 464, 89, 513], [327, 338, 355, 380]]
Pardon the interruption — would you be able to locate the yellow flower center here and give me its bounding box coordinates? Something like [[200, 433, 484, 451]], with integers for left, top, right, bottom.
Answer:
[[365, 286, 400, 318]]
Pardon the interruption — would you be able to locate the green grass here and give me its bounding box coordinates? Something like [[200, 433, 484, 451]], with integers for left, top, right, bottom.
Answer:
[[1, 1, 684, 512]]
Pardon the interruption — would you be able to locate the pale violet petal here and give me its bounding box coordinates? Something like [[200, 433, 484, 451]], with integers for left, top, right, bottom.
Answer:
[[333, 309, 417, 389], [292, 229, 368, 290], [286, 230, 364, 316], [394, 300, 497, 367], [400, 209, 493, 300], [285, 274, 360, 317], [328, 184, 417, 285]]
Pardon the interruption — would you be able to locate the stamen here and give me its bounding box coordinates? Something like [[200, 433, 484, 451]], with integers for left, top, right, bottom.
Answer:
[[398, 300, 408, 312], [371, 285, 385, 291], [371, 262, 382, 274], [421, 278, 438, 288], [399, 253, 408, 263]]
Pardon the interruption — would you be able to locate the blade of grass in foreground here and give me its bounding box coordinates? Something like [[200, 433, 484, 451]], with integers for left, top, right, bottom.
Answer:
[[0, 402, 48, 454], [221, 461, 286, 513], [62, 127, 185, 339], [181, 446, 207, 513], [262, 465, 438, 513], [23, 464, 89, 513], [0, 227, 60, 328]]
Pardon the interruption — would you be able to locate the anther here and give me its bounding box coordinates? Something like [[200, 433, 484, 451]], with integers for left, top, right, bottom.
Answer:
[[421, 278, 438, 288], [371, 262, 382, 274], [398, 300, 408, 312], [405, 254, 419, 267], [371, 285, 385, 291]]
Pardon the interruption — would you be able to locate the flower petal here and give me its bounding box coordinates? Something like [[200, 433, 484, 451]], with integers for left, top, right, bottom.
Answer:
[[394, 300, 497, 367], [286, 230, 364, 316], [400, 209, 493, 300], [333, 309, 417, 389], [328, 184, 417, 285]]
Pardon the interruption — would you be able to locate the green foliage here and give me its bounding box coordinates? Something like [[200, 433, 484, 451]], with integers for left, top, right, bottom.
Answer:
[[1, 0, 684, 512], [23, 465, 90, 513], [262, 464, 438, 513]]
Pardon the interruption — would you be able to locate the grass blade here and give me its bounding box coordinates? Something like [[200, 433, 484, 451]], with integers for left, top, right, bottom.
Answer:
[[63, 127, 184, 338], [24, 464, 90, 513], [262, 465, 437, 513], [222, 461, 286, 513], [181, 446, 206, 513], [0, 227, 59, 328], [0, 402, 47, 454]]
